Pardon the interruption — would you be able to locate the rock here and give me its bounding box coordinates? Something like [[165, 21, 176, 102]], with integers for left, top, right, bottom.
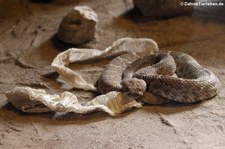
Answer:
[[57, 6, 98, 45], [133, 0, 195, 18], [32, 0, 53, 3]]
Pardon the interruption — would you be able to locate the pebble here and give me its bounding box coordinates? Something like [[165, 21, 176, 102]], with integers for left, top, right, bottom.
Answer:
[[57, 6, 98, 45]]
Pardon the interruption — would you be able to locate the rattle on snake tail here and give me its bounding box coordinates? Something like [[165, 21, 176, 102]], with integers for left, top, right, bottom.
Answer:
[[97, 51, 221, 104]]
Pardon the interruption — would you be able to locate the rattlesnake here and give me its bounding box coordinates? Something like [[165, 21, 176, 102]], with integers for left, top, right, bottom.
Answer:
[[97, 51, 221, 103]]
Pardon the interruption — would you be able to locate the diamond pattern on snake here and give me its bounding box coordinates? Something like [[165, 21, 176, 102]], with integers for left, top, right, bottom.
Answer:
[[97, 51, 221, 104]]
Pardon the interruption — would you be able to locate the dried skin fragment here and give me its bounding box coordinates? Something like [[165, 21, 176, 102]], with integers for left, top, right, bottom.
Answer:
[[6, 87, 142, 116]]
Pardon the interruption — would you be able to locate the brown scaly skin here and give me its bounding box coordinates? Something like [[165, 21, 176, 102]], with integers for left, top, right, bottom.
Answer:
[[97, 51, 221, 103]]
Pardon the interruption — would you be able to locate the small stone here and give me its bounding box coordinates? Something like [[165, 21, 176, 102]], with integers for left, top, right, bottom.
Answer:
[[133, 0, 194, 18], [57, 6, 98, 45]]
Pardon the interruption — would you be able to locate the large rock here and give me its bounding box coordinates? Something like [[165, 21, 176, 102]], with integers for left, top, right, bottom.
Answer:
[[57, 6, 98, 45], [133, 0, 195, 18]]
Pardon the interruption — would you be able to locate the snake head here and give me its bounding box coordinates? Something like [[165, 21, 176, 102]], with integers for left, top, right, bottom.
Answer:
[[121, 78, 147, 98]]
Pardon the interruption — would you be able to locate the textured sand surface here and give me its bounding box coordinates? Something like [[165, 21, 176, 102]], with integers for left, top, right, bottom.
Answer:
[[0, 0, 225, 148]]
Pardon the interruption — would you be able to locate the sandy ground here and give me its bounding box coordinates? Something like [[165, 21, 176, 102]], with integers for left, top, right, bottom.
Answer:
[[0, 0, 225, 148]]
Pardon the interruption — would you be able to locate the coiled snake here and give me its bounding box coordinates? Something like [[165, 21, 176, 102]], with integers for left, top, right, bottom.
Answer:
[[97, 51, 221, 103]]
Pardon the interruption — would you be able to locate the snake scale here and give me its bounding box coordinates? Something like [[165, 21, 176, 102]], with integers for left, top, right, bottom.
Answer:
[[97, 51, 221, 103]]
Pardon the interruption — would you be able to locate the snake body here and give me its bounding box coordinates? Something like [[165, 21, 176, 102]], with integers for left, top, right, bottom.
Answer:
[[97, 51, 221, 103]]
